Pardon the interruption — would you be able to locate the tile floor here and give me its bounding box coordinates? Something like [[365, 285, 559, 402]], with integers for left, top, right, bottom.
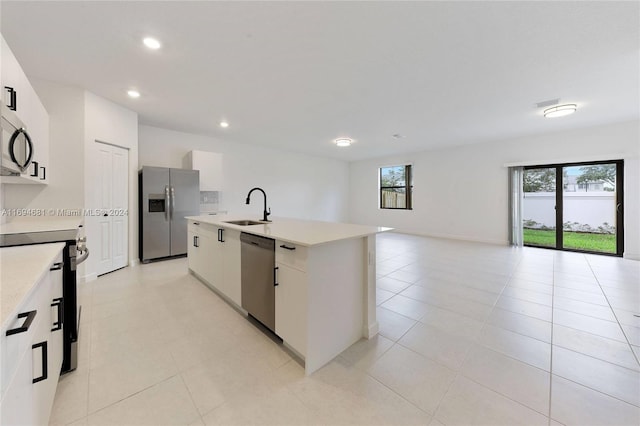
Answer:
[[49, 232, 640, 425]]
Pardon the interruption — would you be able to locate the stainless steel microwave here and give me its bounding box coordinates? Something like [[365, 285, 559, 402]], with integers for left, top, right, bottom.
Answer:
[[1, 104, 34, 176]]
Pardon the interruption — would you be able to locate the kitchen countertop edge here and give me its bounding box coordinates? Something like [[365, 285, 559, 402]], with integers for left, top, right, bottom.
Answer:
[[185, 215, 393, 247]]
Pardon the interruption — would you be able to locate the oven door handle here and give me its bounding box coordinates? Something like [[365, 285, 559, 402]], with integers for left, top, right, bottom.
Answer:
[[76, 247, 90, 266]]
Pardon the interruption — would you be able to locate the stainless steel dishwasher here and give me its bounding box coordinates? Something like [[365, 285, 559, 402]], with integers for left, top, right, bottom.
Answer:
[[240, 232, 276, 332]]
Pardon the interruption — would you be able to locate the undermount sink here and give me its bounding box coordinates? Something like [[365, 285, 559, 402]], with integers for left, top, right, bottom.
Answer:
[[223, 220, 266, 226]]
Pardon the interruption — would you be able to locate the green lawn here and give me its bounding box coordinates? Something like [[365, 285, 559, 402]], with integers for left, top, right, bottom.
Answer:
[[523, 229, 616, 253]]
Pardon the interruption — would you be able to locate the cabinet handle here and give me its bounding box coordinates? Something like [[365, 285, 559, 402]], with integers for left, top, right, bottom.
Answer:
[[40, 166, 46, 180], [6, 310, 37, 336], [193, 222, 200, 225], [32, 341, 48, 383], [50, 262, 63, 271], [4, 86, 17, 111], [30, 161, 39, 177], [274, 266, 279, 286], [280, 244, 296, 251], [51, 298, 63, 331], [218, 228, 225, 243], [193, 235, 199, 247]]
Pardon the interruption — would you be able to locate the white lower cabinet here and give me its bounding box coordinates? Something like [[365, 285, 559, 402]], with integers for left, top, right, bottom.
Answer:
[[188, 229, 216, 286], [275, 263, 307, 357], [187, 222, 241, 307], [219, 228, 241, 306], [274, 241, 308, 356], [0, 249, 64, 426]]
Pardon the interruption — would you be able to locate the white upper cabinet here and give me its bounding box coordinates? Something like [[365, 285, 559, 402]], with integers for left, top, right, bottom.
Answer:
[[0, 35, 50, 184], [183, 150, 222, 191]]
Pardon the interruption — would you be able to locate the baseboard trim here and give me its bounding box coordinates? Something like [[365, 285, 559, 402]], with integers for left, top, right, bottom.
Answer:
[[623, 253, 640, 261], [391, 229, 509, 246], [365, 321, 379, 339], [81, 272, 97, 283]]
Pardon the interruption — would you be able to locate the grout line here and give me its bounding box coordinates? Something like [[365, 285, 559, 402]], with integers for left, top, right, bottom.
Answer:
[[365, 366, 435, 418], [177, 370, 207, 423], [430, 247, 536, 422], [86, 374, 182, 417], [584, 255, 640, 367], [552, 343, 640, 374], [550, 370, 640, 409], [547, 253, 557, 425]]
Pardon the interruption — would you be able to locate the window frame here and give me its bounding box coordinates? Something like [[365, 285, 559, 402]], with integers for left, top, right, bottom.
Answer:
[[379, 164, 413, 210], [522, 159, 624, 257]]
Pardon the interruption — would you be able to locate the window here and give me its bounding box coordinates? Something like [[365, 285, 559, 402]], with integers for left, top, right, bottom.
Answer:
[[379, 165, 412, 209]]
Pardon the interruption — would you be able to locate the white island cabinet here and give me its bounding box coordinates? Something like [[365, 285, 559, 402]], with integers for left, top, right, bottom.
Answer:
[[186, 215, 392, 374], [188, 220, 241, 306]]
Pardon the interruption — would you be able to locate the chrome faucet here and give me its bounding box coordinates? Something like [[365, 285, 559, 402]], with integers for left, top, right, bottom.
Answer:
[[246, 187, 271, 222]]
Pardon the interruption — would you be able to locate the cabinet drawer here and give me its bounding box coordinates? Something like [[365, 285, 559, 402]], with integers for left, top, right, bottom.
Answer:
[[275, 240, 307, 272], [188, 221, 216, 238]]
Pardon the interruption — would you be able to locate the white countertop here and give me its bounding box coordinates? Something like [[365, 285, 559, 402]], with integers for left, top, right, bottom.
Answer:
[[0, 242, 65, 328], [185, 214, 393, 246], [0, 216, 83, 235]]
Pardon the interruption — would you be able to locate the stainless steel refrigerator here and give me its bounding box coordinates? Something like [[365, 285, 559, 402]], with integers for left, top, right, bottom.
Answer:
[[139, 166, 200, 262]]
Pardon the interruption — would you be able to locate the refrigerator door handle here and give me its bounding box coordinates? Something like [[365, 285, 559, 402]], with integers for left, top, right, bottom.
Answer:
[[170, 186, 175, 220], [164, 185, 170, 221]]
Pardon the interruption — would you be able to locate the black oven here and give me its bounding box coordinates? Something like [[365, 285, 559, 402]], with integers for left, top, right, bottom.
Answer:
[[0, 226, 89, 373]]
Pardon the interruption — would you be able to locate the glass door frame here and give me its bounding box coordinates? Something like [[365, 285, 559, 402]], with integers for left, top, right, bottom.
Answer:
[[523, 160, 624, 257]]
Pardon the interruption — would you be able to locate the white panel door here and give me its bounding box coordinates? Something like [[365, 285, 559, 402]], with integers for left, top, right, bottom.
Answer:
[[111, 148, 128, 270], [95, 142, 129, 276], [96, 144, 113, 275]]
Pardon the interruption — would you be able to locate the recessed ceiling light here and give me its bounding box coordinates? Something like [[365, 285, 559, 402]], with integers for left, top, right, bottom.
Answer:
[[127, 90, 140, 98], [143, 37, 161, 50], [543, 104, 577, 118], [334, 138, 353, 147], [219, 121, 229, 128]]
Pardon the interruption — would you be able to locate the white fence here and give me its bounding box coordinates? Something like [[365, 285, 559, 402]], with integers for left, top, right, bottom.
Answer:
[[523, 192, 616, 231], [381, 190, 406, 208]]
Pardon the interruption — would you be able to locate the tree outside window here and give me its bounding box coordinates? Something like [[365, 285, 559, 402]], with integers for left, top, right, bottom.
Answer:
[[380, 165, 412, 209]]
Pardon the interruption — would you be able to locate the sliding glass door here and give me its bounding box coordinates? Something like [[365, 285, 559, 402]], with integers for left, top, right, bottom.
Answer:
[[522, 160, 623, 256]]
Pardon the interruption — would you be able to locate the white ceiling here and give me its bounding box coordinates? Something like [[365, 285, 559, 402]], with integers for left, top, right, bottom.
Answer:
[[1, 1, 638, 161]]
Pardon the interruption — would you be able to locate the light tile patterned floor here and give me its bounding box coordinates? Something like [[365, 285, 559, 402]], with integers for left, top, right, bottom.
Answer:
[[49, 232, 640, 425]]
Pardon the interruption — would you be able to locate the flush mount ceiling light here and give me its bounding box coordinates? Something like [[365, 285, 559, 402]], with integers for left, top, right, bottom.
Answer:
[[219, 121, 229, 128], [543, 104, 577, 118], [334, 138, 353, 147], [143, 37, 161, 50], [127, 90, 140, 98]]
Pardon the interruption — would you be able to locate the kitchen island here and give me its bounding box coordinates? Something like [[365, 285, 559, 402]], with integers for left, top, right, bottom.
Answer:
[[185, 214, 392, 374]]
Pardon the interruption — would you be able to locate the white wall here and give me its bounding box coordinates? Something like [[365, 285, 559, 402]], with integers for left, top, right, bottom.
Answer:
[[349, 120, 640, 259], [138, 125, 349, 222], [3, 79, 85, 211], [84, 92, 138, 281]]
